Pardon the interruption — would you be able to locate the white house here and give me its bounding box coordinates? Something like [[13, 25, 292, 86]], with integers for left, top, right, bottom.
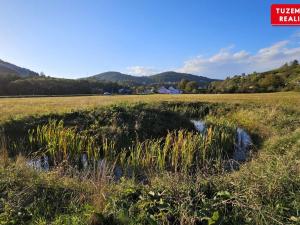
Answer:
[[168, 86, 182, 94], [157, 86, 170, 94], [157, 86, 182, 94]]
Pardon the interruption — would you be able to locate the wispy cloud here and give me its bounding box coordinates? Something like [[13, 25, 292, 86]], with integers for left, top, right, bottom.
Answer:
[[126, 66, 158, 76], [125, 34, 300, 79], [177, 39, 300, 78]]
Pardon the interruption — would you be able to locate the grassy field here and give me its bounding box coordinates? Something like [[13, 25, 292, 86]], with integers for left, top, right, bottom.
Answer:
[[0, 92, 300, 225], [1, 92, 300, 123]]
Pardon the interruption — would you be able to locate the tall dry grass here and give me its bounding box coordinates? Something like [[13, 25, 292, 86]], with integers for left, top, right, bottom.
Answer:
[[27, 120, 237, 176]]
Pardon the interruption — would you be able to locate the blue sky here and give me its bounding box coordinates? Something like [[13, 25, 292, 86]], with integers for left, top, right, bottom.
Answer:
[[1, 0, 300, 79]]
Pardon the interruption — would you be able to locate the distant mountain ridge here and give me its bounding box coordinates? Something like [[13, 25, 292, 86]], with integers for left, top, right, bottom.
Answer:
[[150, 71, 217, 83], [0, 59, 38, 77], [87, 71, 218, 85], [87, 71, 152, 84], [0, 59, 218, 84]]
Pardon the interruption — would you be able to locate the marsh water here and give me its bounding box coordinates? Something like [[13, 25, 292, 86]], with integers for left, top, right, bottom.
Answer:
[[28, 155, 50, 171], [191, 120, 252, 162]]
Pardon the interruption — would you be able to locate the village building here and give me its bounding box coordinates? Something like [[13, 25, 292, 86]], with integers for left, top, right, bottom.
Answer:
[[157, 86, 182, 94]]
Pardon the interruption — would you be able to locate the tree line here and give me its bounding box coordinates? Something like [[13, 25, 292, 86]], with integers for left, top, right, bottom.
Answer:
[[0, 74, 124, 96], [207, 60, 300, 93]]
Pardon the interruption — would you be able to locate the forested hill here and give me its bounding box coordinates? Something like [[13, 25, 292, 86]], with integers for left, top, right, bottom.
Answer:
[[208, 60, 300, 93], [0, 75, 122, 96], [87, 71, 218, 85], [0, 59, 38, 77], [87, 72, 152, 84], [0, 59, 218, 86], [150, 71, 217, 83]]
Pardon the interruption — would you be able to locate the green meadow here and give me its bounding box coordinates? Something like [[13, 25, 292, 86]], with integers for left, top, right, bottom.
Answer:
[[0, 92, 299, 224]]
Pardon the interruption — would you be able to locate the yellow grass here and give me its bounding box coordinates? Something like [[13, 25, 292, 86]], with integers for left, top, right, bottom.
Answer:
[[0, 92, 299, 123]]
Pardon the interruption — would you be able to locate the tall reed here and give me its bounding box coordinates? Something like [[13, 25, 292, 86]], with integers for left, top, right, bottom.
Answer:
[[123, 125, 236, 174], [28, 119, 237, 175], [28, 120, 113, 165], [0, 136, 9, 167]]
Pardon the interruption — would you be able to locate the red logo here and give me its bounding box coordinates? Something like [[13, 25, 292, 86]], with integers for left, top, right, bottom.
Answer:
[[271, 4, 300, 26]]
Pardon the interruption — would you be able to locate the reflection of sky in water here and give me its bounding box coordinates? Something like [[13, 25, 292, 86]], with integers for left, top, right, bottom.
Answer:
[[191, 120, 252, 161], [27, 155, 49, 171]]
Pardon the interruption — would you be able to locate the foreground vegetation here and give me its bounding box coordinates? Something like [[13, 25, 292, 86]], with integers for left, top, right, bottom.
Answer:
[[0, 93, 300, 224]]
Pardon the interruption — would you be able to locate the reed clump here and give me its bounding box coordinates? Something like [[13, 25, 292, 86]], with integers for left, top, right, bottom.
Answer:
[[124, 125, 236, 175], [0, 137, 9, 167], [28, 119, 237, 175], [28, 120, 116, 167]]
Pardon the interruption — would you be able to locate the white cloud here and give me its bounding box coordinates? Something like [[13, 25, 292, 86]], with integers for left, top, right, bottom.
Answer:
[[124, 33, 300, 79], [177, 40, 300, 79], [126, 66, 157, 76]]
